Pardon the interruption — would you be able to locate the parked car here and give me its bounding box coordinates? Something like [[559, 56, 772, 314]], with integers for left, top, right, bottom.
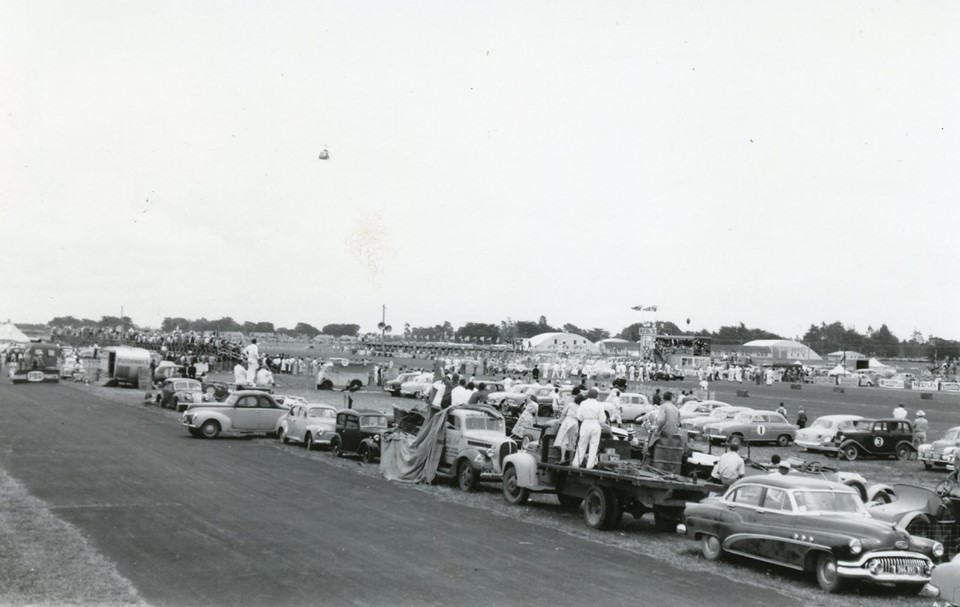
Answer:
[[703, 410, 797, 447], [598, 391, 654, 423], [679, 475, 943, 593], [868, 483, 960, 558], [678, 400, 732, 422], [795, 415, 864, 454], [682, 406, 751, 437], [181, 391, 288, 439], [918, 426, 960, 470], [826, 418, 916, 461], [399, 373, 435, 398], [330, 409, 389, 462], [156, 378, 207, 412], [430, 405, 518, 491], [277, 403, 338, 450], [383, 372, 423, 397], [200, 380, 231, 402]]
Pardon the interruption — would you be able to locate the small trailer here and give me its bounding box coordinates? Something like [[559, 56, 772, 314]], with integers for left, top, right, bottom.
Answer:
[[501, 424, 721, 531]]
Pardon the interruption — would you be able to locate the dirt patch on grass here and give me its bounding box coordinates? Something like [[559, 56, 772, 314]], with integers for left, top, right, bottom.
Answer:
[[0, 467, 146, 607]]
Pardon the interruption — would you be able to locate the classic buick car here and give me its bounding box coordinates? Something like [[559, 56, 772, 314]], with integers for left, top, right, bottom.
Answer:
[[330, 409, 389, 462], [680, 475, 944, 593], [181, 391, 288, 439], [703, 410, 797, 447], [156, 378, 207, 412], [277, 403, 338, 450], [918, 426, 960, 470], [827, 418, 916, 461], [795, 415, 863, 454]]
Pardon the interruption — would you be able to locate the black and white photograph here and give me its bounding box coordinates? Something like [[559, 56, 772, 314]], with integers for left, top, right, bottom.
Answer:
[[1, 2, 959, 606]]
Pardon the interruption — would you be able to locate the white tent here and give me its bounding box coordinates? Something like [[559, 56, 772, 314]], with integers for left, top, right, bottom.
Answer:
[[0, 322, 29, 343], [827, 364, 850, 376], [868, 357, 893, 369]]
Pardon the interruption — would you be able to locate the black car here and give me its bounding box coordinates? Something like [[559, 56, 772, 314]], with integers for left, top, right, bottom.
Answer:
[[828, 418, 916, 461], [330, 409, 389, 463]]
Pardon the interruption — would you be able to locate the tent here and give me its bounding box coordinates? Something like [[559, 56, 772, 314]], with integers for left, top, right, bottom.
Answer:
[[0, 322, 29, 343], [868, 357, 893, 369], [827, 364, 850, 376]]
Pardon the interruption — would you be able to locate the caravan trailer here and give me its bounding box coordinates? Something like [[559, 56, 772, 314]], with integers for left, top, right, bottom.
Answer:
[[99, 346, 152, 388]]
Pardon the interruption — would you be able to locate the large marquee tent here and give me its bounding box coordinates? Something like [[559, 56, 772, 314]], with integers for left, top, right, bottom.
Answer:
[[0, 321, 29, 344], [741, 339, 822, 362]]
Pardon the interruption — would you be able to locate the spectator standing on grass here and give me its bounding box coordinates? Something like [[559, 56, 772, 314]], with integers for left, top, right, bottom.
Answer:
[[913, 410, 929, 447], [468, 382, 489, 404], [776, 402, 787, 418], [450, 378, 470, 406], [652, 388, 662, 406], [796, 408, 808, 429], [893, 403, 908, 419]]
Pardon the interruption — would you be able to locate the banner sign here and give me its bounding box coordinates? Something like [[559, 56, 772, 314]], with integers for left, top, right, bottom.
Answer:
[[912, 381, 939, 391], [942, 382, 960, 393], [879, 378, 905, 389]]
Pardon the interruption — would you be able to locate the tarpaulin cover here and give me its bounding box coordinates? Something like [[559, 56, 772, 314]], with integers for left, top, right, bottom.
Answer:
[[380, 406, 448, 484]]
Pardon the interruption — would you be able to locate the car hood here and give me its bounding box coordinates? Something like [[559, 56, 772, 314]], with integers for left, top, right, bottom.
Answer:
[[928, 439, 959, 452], [306, 420, 336, 431], [797, 514, 919, 549]]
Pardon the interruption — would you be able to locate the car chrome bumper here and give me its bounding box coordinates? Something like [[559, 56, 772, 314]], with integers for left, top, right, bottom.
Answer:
[[837, 551, 932, 583], [706, 433, 726, 442], [918, 452, 950, 464]]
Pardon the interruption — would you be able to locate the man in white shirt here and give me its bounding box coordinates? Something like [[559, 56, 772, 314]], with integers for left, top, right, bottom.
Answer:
[[242, 339, 259, 384], [450, 378, 470, 406], [233, 361, 247, 384], [893, 403, 908, 419], [711, 444, 745, 487], [503, 376, 514, 391], [573, 388, 606, 469]]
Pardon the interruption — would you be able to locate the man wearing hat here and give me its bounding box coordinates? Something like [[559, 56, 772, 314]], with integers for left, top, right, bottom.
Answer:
[[913, 410, 929, 447], [573, 388, 605, 469]]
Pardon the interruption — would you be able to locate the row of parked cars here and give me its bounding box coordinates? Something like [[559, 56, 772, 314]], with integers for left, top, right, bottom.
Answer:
[[171, 380, 960, 602]]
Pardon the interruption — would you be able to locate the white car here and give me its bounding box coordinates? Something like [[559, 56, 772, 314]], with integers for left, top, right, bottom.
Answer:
[[795, 415, 863, 453], [678, 400, 732, 421], [399, 373, 435, 398], [681, 406, 751, 436], [277, 403, 338, 450], [182, 391, 288, 439], [598, 391, 654, 423]]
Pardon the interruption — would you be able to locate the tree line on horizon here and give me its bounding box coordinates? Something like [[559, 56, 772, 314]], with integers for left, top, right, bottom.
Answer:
[[32, 315, 960, 362]]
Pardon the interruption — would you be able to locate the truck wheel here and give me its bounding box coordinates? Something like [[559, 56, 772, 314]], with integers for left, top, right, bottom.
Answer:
[[701, 534, 723, 561], [558, 494, 582, 511], [502, 466, 529, 505], [457, 461, 478, 492], [841, 445, 859, 461], [200, 420, 220, 439], [896, 445, 912, 461], [653, 507, 684, 532], [776, 434, 791, 447], [349, 380, 362, 392], [583, 486, 619, 530], [815, 553, 844, 593]]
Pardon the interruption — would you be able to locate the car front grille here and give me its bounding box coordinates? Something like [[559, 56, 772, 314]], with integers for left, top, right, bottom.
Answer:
[[868, 556, 927, 575]]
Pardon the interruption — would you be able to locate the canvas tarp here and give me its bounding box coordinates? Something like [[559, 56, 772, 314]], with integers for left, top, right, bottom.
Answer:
[[380, 406, 449, 484]]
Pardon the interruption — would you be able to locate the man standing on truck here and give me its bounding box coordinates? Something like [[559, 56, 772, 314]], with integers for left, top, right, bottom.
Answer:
[[242, 338, 259, 384], [647, 391, 680, 458], [573, 388, 605, 469]]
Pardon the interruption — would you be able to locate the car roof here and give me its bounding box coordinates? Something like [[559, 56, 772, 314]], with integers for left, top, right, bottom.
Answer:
[[733, 475, 852, 492], [304, 403, 337, 410], [340, 409, 384, 416], [814, 414, 862, 420]]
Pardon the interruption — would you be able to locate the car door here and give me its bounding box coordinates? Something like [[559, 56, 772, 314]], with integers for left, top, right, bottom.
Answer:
[[256, 395, 286, 432], [233, 395, 260, 430], [342, 415, 361, 452], [871, 421, 892, 455], [720, 484, 766, 557], [752, 486, 801, 566], [286, 405, 303, 440]]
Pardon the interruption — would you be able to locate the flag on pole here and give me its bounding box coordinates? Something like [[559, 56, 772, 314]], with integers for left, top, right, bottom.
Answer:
[[643, 305, 658, 312]]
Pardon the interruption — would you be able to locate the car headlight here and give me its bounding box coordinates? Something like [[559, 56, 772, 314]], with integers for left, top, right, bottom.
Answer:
[[849, 538, 862, 555], [373, 435, 380, 442], [486, 448, 494, 458], [933, 542, 945, 558], [183, 393, 193, 401]]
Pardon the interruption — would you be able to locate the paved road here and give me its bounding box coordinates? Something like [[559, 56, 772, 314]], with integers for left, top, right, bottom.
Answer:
[[0, 381, 801, 607]]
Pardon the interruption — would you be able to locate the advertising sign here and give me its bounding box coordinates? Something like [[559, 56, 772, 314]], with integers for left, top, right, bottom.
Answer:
[[879, 378, 905, 389]]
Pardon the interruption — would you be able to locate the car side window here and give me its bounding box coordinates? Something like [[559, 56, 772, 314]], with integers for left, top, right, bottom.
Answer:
[[345, 419, 359, 431], [762, 488, 790, 511], [874, 422, 888, 433], [236, 396, 258, 408], [730, 485, 763, 507]]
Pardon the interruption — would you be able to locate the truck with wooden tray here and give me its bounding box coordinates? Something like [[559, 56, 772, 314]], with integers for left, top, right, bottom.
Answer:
[[501, 423, 722, 531]]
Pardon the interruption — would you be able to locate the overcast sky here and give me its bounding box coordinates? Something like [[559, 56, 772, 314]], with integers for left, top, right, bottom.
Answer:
[[2, 1, 957, 341]]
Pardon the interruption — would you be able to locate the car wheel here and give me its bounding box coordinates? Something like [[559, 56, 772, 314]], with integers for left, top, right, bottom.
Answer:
[[320, 380, 333, 390], [457, 460, 478, 492], [349, 380, 362, 392], [277, 428, 288, 444], [727, 435, 743, 447], [362, 446, 375, 464], [923, 461, 933, 471], [841, 445, 859, 461], [583, 486, 619, 530], [305, 433, 314, 451], [870, 490, 893, 505], [502, 466, 529, 505], [776, 434, 791, 447], [896, 445, 911, 461], [200, 420, 220, 439], [557, 494, 582, 511], [330, 437, 342, 457], [700, 534, 723, 561], [815, 553, 844, 593]]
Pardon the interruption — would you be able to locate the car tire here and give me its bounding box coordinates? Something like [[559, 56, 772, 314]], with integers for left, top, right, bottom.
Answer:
[[727, 435, 743, 447], [700, 534, 723, 561], [278, 428, 287, 444], [362, 446, 375, 464], [923, 461, 933, 471], [557, 493, 582, 511], [457, 460, 478, 492], [349, 380, 362, 392], [896, 445, 912, 461], [305, 433, 315, 451], [200, 420, 220, 439], [776, 434, 791, 447], [502, 466, 529, 505], [841, 445, 859, 461], [583, 486, 619, 530], [331, 437, 342, 457], [815, 553, 844, 593], [320, 380, 333, 390], [171, 397, 179, 412]]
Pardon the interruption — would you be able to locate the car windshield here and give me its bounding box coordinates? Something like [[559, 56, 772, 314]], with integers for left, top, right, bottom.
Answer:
[[708, 408, 730, 418], [793, 490, 864, 514], [463, 414, 505, 432], [308, 408, 335, 419], [360, 415, 387, 428], [944, 429, 959, 442], [224, 394, 240, 406], [734, 412, 753, 423]]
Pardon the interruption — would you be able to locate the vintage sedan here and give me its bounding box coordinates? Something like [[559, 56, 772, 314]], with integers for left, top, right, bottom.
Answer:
[[399, 373, 435, 398], [383, 372, 423, 397], [682, 406, 751, 437], [156, 378, 207, 412], [277, 403, 338, 450], [918, 426, 960, 470], [678, 400, 733, 422], [827, 418, 916, 461], [796, 415, 863, 454], [181, 391, 288, 439], [680, 475, 943, 593], [704, 410, 797, 447], [330, 409, 389, 462], [598, 391, 654, 422]]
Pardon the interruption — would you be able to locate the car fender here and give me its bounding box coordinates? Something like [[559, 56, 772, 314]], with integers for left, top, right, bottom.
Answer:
[[191, 410, 233, 432], [502, 451, 540, 490], [896, 510, 932, 532], [455, 448, 488, 473], [896, 440, 917, 453], [866, 483, 896, 503], [838, 439, 864, 453]]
